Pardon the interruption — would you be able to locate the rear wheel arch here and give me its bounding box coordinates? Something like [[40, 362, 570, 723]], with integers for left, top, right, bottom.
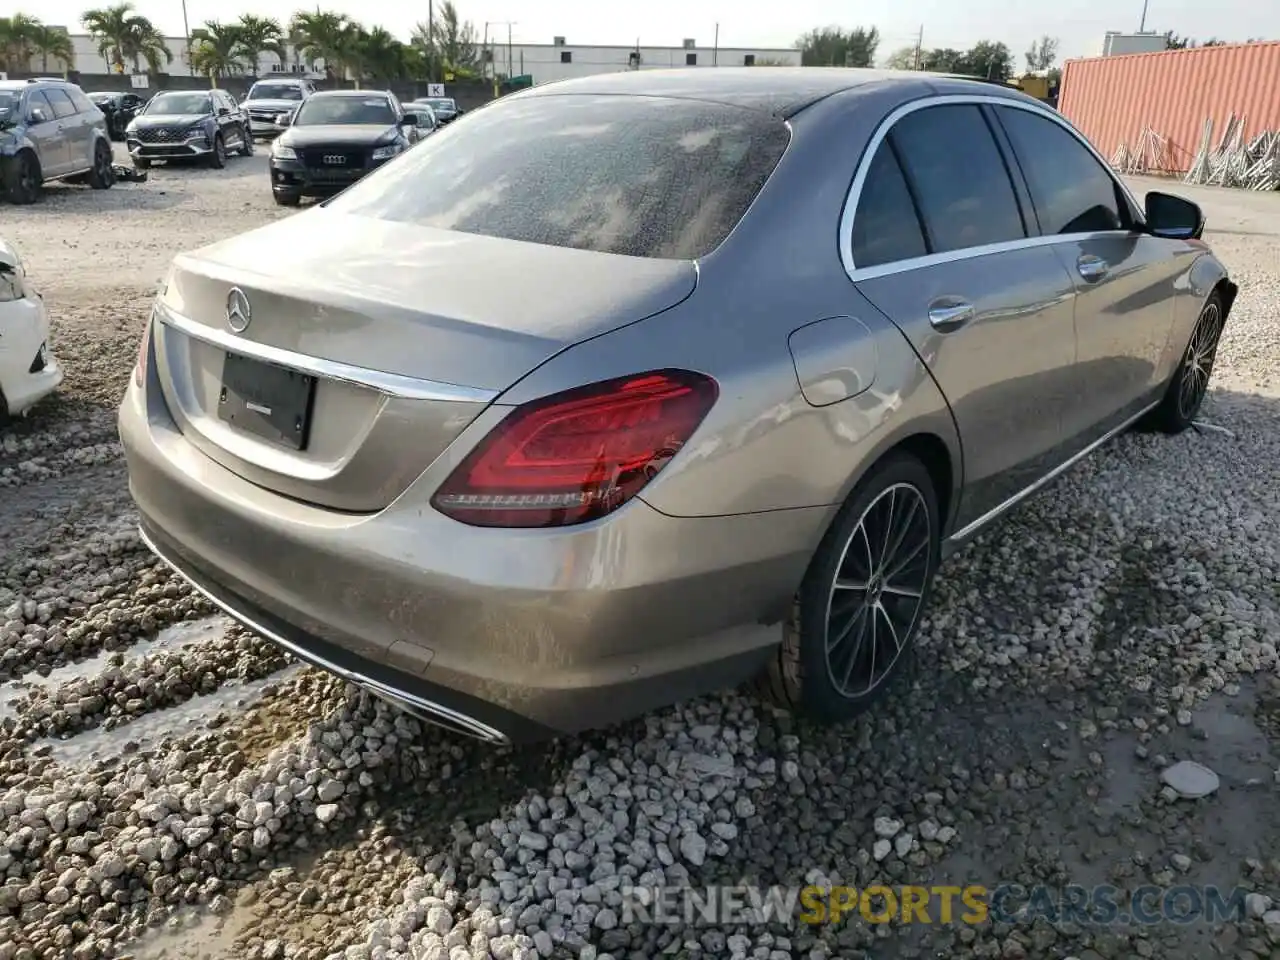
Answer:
[[828, 421, 962, 538]]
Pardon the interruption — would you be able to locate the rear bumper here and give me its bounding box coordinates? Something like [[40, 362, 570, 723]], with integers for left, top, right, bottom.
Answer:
[[117, 367, 821, 740], [0, 295, 62, 416]]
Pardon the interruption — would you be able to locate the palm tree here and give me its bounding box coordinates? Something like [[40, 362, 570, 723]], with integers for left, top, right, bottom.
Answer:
[[289, 9, 351, 83], [31, 24, 76, 75], [126, 20, 173, 76], [0, 13, 41, 73], [189, 20, 244, 81], [235, 14, 285, 78], [359, 26, 407, 82], [81, 2, 145, 74]]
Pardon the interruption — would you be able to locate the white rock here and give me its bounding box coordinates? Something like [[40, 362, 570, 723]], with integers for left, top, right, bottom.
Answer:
[[1159, 760, 1220, 799], [873, 817, 903, 839], [872, 839, 891, 862], [316, 803, 340, 823]]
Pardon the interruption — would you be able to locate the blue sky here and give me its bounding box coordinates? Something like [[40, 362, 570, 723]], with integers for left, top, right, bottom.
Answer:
[[30, 0, 1277, 62]]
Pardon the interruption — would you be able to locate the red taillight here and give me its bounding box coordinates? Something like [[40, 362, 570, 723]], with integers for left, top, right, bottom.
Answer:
[[432, 369, 718, 528], [133, 316, 151, 388]]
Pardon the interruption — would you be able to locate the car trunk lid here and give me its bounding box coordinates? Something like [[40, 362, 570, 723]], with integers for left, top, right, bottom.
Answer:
[[151, 210, 697, 513]]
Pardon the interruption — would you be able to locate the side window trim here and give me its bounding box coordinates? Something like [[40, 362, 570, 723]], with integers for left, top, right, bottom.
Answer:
[[839, 93, 1148, 281], [979, 103, 1041, 237], [885, 133, 933, 255]]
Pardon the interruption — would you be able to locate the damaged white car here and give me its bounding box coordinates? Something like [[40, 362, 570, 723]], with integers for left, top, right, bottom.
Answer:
[[0, 237, 61, 422]]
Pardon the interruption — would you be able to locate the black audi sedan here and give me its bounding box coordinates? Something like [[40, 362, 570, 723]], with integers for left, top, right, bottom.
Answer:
[[268, 89, 419, 206]]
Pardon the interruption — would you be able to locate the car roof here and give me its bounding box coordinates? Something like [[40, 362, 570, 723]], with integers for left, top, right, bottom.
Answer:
[[311, 89, 393, 99], [519, 66, 1033, 117], [1, 79, 72, 92]]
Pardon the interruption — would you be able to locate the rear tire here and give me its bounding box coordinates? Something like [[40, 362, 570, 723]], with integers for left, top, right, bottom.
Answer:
[[88, 141, 116, 189], [3, 151, 42, 204], [239, 126, 254, 156], [1144, 291, 1225, 434], [756, 452, 940, 723]]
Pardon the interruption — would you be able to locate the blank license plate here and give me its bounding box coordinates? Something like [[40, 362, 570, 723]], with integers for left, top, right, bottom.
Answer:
[[218, 352, 316, 450]]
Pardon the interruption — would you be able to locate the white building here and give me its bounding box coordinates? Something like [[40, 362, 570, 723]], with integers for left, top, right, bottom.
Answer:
[[1098, 31, 1168, 56], [30, 30, 798, 85], [479, 37, 801, 84], [31, 29, 325, 78]]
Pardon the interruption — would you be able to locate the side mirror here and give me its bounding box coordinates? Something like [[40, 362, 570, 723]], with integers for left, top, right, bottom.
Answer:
[[28, 107, 49, 124], [217, 106, 230, 116], [1145, 191, 1204, 240], [400, 112, 418, 127]]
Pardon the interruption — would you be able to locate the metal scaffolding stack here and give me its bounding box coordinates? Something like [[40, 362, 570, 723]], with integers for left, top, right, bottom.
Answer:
[[1183, 115, 1280, 190], [1111, 126, 1174, 175]]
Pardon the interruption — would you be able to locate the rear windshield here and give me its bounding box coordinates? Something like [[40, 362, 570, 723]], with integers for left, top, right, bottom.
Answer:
[[248, 83, 304, 101], [322, 94, 791, 260]]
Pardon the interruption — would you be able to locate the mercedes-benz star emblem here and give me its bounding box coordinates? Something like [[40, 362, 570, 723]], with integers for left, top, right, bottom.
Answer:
[[226, 287, 251, 333]]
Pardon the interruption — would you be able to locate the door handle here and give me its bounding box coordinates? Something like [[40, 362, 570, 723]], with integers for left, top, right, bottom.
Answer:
[[928, 297, 976, 332], [1077, 255, 1109, 281]]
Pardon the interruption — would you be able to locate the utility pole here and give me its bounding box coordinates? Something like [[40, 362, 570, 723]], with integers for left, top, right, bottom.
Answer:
[[427, 0, 434, 83], [507, 22, 513, 80], [911, 25, 923, 70], [1138, 0, 1150, 32], [713, 23, 719, 66], [181, 0, 192, 76]]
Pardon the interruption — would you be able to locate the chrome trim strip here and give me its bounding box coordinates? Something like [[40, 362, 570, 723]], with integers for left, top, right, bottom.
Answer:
[[946, 401, 1159, 546], [137, 525, 510, 744], [838, 93, 1147, 283], [155, 302, 500, 405]]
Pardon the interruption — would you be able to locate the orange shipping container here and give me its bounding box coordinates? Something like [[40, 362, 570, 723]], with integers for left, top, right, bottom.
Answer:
[[1059, 42, 1280, 174]]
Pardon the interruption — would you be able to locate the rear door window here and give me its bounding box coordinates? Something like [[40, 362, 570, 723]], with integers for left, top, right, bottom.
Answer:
[[889, 104, 1026, 254], [850, 143, 928, 268], [44, 88, 78, 120], [994, 106, 1127, 235], [322, 94, 792, 260]]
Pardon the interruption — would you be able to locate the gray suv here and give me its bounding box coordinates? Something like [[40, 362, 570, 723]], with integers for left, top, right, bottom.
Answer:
[[0, 79, 116, 204]]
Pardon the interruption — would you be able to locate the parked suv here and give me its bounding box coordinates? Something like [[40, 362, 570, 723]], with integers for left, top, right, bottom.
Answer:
[[0, 78, 116, 204], [88, 91, 147, 140], [125, 89, 253, 169], [268, 89, 419, 205], [242, 78, 317, 140]]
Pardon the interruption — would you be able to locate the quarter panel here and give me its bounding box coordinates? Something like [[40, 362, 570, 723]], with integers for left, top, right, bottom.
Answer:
[[788, 316, 878, 406]]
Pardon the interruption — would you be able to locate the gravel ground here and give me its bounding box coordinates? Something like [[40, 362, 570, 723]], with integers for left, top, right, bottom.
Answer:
[[1, 157, 1279, 960]]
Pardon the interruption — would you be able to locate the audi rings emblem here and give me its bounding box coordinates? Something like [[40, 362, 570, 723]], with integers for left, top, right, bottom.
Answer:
[[322, 154, 347, 165], [226, 287, 252, 333]]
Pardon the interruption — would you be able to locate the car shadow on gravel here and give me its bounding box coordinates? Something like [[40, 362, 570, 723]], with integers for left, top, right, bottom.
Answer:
[[690, 385, 1280, 960], [14, 181, 189, 213]]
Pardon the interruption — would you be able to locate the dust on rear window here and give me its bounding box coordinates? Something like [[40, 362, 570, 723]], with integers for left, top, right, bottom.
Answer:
[[322, 94, 791, 260]]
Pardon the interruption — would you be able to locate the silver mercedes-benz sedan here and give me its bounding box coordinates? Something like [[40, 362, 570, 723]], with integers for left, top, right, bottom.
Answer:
[[118, 68, 1236, 743]]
